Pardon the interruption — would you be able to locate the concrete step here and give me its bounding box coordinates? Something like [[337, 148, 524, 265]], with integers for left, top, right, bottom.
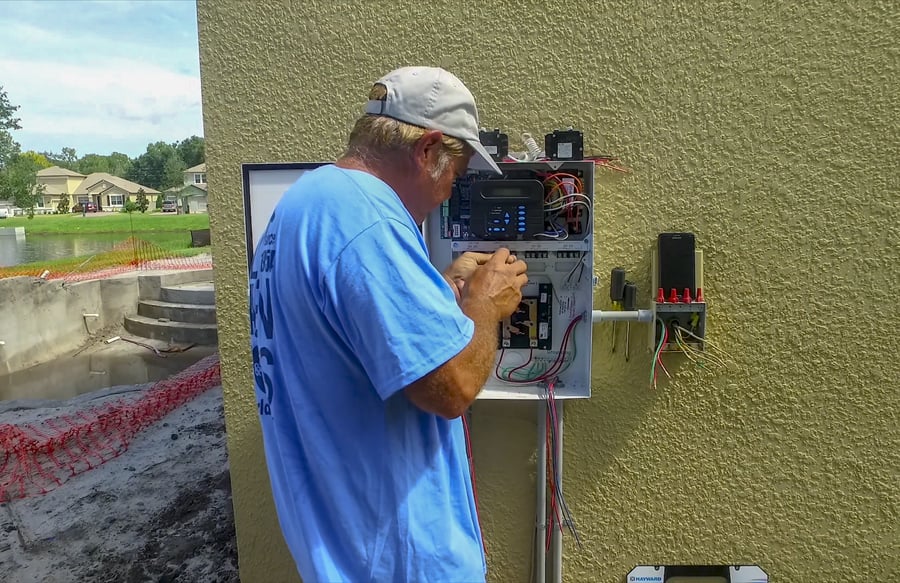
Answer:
[[138, 299, 217, 325], [160, 281, 215, 305], [124, 314, 218, 345]]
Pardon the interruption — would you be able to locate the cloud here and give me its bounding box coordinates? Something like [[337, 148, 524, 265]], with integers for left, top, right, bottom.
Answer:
[[0, 57, 202, 145], [0, 1, 201, 156]]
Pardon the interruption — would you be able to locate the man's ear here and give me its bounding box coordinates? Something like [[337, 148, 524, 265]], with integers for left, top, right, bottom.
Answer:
[[413, 130, 444, 169]]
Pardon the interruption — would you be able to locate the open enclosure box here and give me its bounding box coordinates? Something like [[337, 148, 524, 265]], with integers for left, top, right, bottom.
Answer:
[[424, 161, 595, 400]]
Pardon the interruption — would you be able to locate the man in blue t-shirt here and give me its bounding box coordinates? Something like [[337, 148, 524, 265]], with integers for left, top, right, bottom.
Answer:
[[249, 66, 528, 582]]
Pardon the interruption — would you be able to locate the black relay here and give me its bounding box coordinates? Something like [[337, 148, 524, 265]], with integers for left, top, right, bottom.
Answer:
[[544, 129, 583, 161], [478, 128, 508, 161]]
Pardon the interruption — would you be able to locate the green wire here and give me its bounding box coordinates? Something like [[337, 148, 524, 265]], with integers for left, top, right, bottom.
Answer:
[[650, 318, 666, 383], [500, 321, 581, 381]]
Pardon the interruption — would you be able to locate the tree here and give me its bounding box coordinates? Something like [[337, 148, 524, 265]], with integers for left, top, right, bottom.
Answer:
[[176, 136, 205, 169], [124, 199, 138, 213], [57, 193, 71, 214], [163, 153, 186, 189], [60, 147, 77, 167], [0, 86, 21, 171], [21, 151, 52, 169], [107, 152, 132, 177], [76, 151, 133, 177], [135, 188, 149, 213], [41, 147, 79, 171], [77, 153, 110, 174], [0, 87, 19, 131], [0, 153, 43, 217], [127, 141, 183, 190]]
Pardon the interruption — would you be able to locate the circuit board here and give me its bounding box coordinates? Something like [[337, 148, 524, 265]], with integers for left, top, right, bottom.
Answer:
[[500, 284, 552, 349]]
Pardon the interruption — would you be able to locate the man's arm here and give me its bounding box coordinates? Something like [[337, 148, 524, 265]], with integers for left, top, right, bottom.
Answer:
[[405, 249, 527, 419], [403, 298, 497, 418]]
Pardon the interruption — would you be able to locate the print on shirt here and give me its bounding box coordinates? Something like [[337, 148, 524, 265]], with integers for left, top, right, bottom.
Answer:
[[250, 227, 277, 417]]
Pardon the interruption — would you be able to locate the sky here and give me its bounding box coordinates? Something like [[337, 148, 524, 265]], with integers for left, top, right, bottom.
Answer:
[[0, 0, 202, 158]]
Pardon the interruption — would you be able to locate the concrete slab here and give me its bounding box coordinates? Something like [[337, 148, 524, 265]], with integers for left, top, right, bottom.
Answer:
[[138, 299, 217, 324], [160, 282, 215, 305], [124, 314, 218, 345]]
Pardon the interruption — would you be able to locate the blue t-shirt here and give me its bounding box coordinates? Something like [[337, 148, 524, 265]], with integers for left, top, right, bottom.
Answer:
[[249, 164, 486, 583]]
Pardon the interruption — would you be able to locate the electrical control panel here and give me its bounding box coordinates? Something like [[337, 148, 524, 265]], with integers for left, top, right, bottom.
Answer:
[[424, 161, 595, 400]]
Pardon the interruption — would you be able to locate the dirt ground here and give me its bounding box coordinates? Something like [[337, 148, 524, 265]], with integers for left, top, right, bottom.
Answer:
[[0, 362, 239, 582]]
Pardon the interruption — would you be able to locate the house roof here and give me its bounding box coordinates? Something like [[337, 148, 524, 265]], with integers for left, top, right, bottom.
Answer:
[[38, 184, 66, 195], [37, 166, 85, 178], [177, 183, 208, 198], [184, 163, 206, 173], [74, 173, 160, 195]]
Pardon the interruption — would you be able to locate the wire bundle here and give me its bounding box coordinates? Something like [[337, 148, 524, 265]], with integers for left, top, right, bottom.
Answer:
[[536, 173, 591, 240], [495, 315, 583, 384], [671, 324, 732, 369], [543, 382, 581, 550], [651, 318, 671, 389], [653, 318, 734, 388]]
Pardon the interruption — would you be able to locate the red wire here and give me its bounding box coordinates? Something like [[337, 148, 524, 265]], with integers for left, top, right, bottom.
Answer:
[[538, 316, 581, 380], [495, 315, 582, 385], [545, 418, 555, 550], [545, 407, 564, 550], [657, 326, 670, 377], [494, 348, 506, 380], [504, 348, 534, 381]]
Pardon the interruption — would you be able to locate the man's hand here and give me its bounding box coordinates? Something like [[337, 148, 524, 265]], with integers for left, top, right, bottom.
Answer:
[[460, 248, 528, 320], [443, 251, 519, 301]]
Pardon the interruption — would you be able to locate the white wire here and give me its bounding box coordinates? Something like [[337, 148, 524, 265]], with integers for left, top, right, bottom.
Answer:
[[545, 201, 592, 216], [534, 230, 568, 240], [544, 193, 592, 210], [522, 133, 543, 161]]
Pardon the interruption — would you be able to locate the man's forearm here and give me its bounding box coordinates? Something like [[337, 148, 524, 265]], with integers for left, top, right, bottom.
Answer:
[[456, 299, 499, 400]]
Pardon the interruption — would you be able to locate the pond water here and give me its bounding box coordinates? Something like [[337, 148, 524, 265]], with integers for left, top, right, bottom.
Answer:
[[0, 345, 219, 402], [0, 232, 190, 267]]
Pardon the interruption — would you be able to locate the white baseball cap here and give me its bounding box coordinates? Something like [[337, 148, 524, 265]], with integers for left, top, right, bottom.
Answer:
[[364, 66, 502, 175]]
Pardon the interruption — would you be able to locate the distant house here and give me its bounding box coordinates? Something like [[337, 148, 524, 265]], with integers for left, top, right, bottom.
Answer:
[[33, 166, 87, 213], [177, 163, 208, 214], [34, 166, 161, 212], [73, 173, 161, 211]]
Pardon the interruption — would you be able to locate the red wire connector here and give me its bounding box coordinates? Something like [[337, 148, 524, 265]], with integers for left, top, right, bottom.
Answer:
[[682, 288, 692, 303], [668, 288, 680, 303], [696, 287, 705, 302], [656, 288, 666, 303]]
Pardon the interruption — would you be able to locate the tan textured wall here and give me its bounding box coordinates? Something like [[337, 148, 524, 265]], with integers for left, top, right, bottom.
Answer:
[[197, 1, 899, 581]]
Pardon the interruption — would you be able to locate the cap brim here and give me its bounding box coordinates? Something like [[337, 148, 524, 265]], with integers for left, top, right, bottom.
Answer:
[[466, 139, 503, 175]]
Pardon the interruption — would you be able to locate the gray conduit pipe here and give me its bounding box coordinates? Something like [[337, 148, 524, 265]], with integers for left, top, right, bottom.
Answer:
[[591, 309, 654, 323], [551, 401, 564, 583], [535, 401, 547, 583]]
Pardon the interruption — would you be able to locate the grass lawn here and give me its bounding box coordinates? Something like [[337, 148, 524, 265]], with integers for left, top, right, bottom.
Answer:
[[1, 212, 210, 234]]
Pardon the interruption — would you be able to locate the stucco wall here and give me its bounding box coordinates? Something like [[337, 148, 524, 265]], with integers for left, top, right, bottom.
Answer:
[[196, 2, 899, 581]]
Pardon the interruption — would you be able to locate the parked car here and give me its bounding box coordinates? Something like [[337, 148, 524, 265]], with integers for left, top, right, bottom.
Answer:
[[161, 200, 178, 213], [72, 202, 98, 213]]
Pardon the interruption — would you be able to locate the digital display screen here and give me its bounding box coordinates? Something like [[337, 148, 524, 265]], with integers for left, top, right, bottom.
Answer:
[[481, 185, 527, 198]]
